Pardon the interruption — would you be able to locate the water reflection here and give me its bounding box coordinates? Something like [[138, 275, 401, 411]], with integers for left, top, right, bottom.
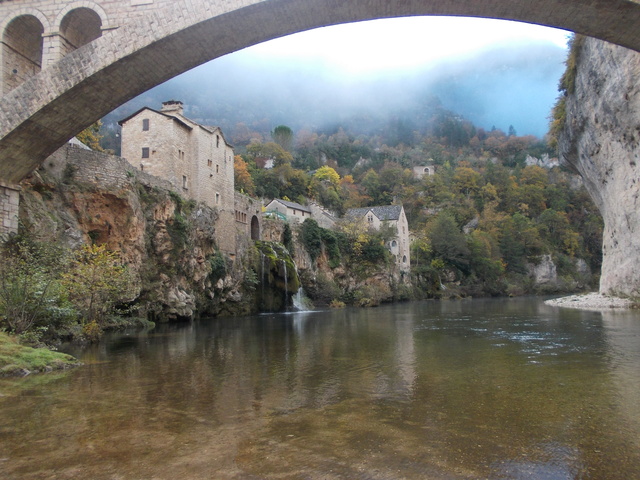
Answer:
[[0, 298, 639, 479]]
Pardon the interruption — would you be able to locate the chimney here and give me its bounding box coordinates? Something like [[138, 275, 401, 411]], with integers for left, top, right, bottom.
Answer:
[[161, 100, 184, 116]]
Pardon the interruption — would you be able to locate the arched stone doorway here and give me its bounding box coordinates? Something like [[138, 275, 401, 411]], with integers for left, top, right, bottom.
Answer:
[[2, 15, 43, 94], [250, 215, 260, 241]]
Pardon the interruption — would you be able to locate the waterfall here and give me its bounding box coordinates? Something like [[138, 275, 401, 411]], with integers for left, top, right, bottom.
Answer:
[[293, 287, 309, 311], [282, 257, 288, 308], [260, 252, 265, 300]]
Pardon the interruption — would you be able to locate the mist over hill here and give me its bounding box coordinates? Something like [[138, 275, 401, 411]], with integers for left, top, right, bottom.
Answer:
[[103, 40, 566, 145]]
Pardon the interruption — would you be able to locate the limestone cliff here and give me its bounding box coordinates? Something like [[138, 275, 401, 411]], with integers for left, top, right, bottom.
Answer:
[[558, 37, 640, 297]]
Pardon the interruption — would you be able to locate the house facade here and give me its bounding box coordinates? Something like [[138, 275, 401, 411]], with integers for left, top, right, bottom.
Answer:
[[264, 198, 312, 224], [412, 165, 436, 179], [346, 205, 410, 272], [119, 100, 238, 254]]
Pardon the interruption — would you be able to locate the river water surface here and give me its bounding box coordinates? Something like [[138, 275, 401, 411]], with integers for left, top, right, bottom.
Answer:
[[1, 298, 640, 479]]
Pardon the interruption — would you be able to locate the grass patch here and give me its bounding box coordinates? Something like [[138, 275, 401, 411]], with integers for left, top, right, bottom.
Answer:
[[0, 331, 80, 376]]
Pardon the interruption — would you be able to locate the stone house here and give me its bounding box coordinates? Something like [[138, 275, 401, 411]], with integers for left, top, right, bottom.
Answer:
[[264, 198, 312, 224], [345, 205, 410, 272], [308, 201, 337, 229], [412, 165, 436, 179], [119, 100, 238, 254]]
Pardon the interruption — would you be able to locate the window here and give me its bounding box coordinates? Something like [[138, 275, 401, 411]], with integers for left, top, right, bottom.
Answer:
[[215, 193, 220, 204], [367, 214, 373, 223], [207, 159, 212, 167], [391, 240, 397, 247], [216, 164, 219, 173], [142, 118, 149, 131], [142, 147, 149, 158], [182, 175, 188, 190], [216, 135, 220, 148]]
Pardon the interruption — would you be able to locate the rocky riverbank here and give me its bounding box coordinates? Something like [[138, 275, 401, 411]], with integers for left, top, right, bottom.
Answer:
[[545, 292, 636, 310]]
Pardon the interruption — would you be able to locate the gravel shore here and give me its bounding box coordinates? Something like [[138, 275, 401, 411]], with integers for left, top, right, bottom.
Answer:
[[544, 292, 636, 310]]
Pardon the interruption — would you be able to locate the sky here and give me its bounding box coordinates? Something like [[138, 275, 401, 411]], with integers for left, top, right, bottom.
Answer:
[[242, 16, 571, 74], [110, 16, 572, 140]]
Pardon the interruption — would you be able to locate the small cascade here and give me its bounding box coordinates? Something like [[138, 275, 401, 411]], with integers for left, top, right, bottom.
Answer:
[[282, 257, 288, 306], [292, 286, 312, 311], [260, 252, 266, 300]]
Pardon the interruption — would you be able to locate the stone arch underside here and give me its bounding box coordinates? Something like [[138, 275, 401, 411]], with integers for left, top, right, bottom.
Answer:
[[2, 15, 44, 94], [59, 7, 102, 56], [0, 0, 639, 185]]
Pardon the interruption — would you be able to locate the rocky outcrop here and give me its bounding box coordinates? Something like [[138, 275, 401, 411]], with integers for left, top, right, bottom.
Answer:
[[559, 37, 640, 297], [19, 144, 260, 321]]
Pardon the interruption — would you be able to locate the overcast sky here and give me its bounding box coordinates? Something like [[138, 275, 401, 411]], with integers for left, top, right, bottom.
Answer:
[[242, 16, 571, 74], [113, 16, 572, 139]]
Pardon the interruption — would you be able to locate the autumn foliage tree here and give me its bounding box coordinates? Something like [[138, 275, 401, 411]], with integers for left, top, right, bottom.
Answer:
[[234, 155, 255, 195]]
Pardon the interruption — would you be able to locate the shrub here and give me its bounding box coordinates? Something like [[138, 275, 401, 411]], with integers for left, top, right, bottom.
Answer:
[[61, 244, 133, 326], [0, 235, 72, 334], [208, 251, 227, 284]]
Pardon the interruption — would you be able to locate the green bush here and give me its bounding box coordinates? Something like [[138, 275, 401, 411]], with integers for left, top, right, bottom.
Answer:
[[0, 235, 74, 334], [209, 251, 227, 283]]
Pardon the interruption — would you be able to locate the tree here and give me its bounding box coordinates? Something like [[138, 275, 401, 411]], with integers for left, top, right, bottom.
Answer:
[[427, 213, 471, 273], [271, 125, 294, 152], [246, 141, 294, 166], [410, 231, 432, 267], [499, 213, 543, 273], [0, 236, 72, 334], [77, 121, 105, 151], [453, 166, 482, 198], [234, 155, 255, 195], [62, 244, 132, 326]]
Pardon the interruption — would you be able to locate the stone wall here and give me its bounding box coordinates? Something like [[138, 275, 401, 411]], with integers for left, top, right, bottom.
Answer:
[[234, 192, 262, 241], [0, 181, 20, 236]]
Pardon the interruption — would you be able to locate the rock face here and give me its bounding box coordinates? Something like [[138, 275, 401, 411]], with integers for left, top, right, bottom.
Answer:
[[19, 144, 260, 321], [559, 37, 640, 297]]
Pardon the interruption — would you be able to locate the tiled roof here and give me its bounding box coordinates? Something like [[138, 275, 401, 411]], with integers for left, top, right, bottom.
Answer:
[[270, 198, 312, 213], [346, 205, 403, 221], [117, 106, 193, 130]]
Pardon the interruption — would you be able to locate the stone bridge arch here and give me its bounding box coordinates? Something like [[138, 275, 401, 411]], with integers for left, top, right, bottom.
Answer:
[[0, 0, 639, 185]]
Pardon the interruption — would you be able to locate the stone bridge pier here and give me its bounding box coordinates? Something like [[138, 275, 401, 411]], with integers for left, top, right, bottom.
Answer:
[[0, 182, 19, 236]]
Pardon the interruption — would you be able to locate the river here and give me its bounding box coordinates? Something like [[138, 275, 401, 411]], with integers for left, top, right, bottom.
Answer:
[[1, 297, 639, 479]]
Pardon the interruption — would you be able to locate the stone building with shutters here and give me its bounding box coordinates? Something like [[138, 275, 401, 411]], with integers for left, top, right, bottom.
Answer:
[[119, 100, 246, 255]]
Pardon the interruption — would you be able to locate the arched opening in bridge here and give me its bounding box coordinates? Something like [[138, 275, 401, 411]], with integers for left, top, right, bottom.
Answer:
[[59, 8, 102, 56], [1, 15, 43, 94], [250, 215, 260, 241]]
